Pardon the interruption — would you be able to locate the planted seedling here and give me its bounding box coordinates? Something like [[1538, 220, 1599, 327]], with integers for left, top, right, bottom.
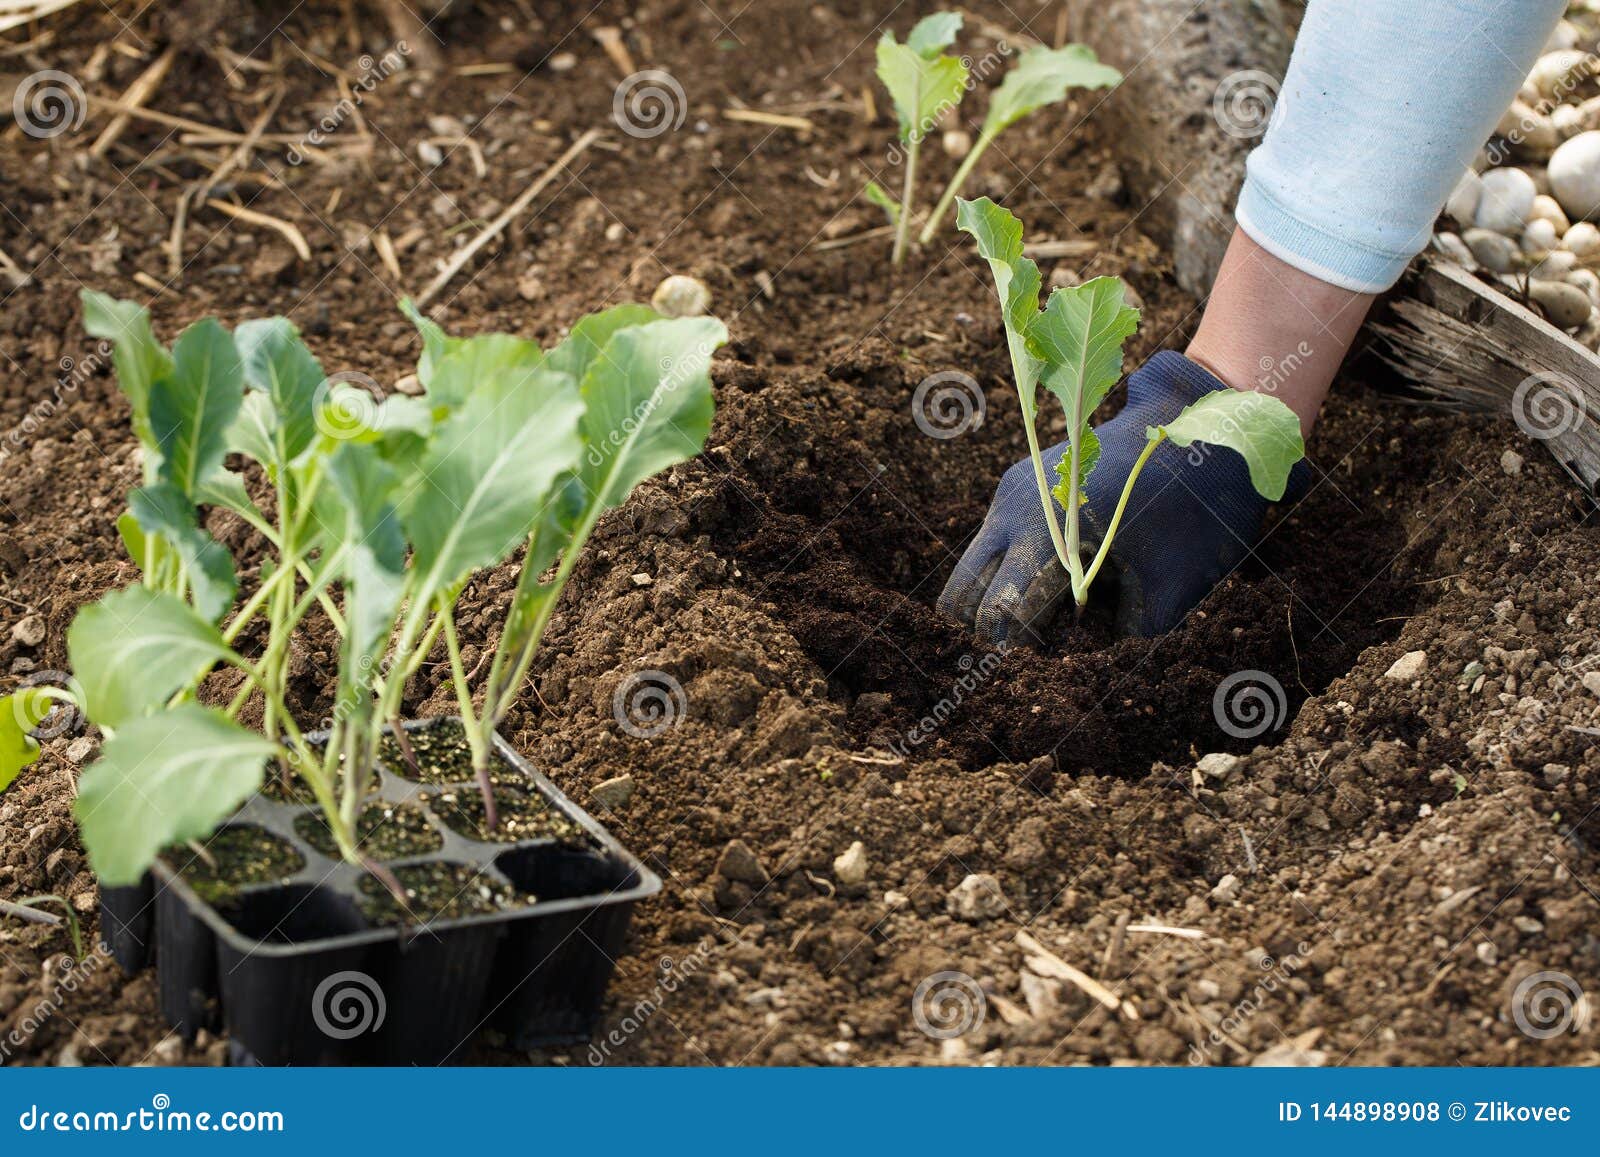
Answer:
[[956, 197, 1305, 611], [868, 12, 1121, 260], [396, 300, 727, 824], [874, 12, 968, 263], [920, 43, 1122, 242]]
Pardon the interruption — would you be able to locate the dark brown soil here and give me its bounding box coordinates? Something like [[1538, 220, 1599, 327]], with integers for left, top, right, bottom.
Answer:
[[166, 826, 304, 905], [355, 861, 524, 926], [430, 786, 584, 844], [295, 801, 443, 860], [1, 0, 1597, 1068]]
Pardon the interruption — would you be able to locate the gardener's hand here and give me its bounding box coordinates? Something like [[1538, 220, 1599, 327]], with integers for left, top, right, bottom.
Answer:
[[937, 351, 1309, 642]]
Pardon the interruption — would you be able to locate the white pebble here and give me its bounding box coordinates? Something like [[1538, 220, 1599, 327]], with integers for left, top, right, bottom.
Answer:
[[1568, 267, 1600, 306], [941, 129, 972, 159], [1474, 166, 1537, 234], [833, 841, 869, 885], [1529, 278, 1594, 328], [1530, 194, 1570, 233], [1444, 168, 1482, 227], [1548, 131, 1600, 221], [1384, 650, 1428, 682], [1431, 232, 1476, 268], [1529, 249, 1577, 279], [650, 274, 712, 318], [1563, 220, 1600, 256], [1528, 49, 1592, 100], [1463, 228, 1520, 272], [1522, 217, 1559, 254], [1500, 448, 1525, 475]]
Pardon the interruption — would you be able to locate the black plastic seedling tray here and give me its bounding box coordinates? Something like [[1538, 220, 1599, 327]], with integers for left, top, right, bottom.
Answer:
[[98, 717, 660, 1065]]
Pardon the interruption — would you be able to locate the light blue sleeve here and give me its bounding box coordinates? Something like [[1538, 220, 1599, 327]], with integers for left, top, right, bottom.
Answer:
[[1236, 0, 1569, 292]]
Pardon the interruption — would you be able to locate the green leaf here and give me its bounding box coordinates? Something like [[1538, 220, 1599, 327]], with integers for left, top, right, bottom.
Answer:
[[315, 445, 406, 699], [876, 32, 969, 144], [400, 297, 460, 390], [424, 332, 546, 413], [150, 318, 244, 499], [1153, 389, 1306, 501], [75, 705, 277, 886], [1025, 276, 1141, 452], [127, 483, 238, 623], [906, 11, 962, 58], [956, 196, 1045, 411], [66, 586, 237, 730], [981, 44, 1121, 138], [544, 304, 661, 384], [226, 390, 279, 469], [234, 317, 324, 464], [864, 180, 901, 225], [194, 470, 263, 527], [1051, 426, 1100, 509], [405, 365, 586, 600], [81, 291, 172, 459], [0, 689, 55, 792], [576, 316, 727, 514]]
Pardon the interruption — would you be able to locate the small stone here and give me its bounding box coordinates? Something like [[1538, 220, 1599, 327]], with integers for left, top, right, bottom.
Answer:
[[11, 615, 44, 647], [1254, 1044, 1327, 1067], [1475, 941, 1498, 965], [883, 889, 909, 909], [630, 572, 653, 587], [1048, 264, 1080, 289], [1209, 873, 1242, 904], [393, 373, 423, 397], [517, 268, 545, 302], [1444, 168, 1482, 227], [1548, 131, 1600, 221], [548, 52, 578, 73], [416, 140, 444, 167], [1529, 278, 1594, 329], [1564, 221, 1600, 257], [1384, 650, 1428, 682], [716, 839, 768, 886], [946, 873, 1008, 922], [63, 737, 95, 764], [651, 274, 712, 318], [941, 128, 972, 159], [605, 222, 627, 242], [1582, 671, 1600, 696], [939, 1037, 969, 1061], [1500, 448, 1525, 475], [1474, 166, 1536, 234], [1542, 762, 1571, 786], [1463, 228, 1520, 272], [1196, 752, 1240, 779], [591, 773, 636, 810], [1513, 916, 1545, 935], [833, 841, 868, 885]]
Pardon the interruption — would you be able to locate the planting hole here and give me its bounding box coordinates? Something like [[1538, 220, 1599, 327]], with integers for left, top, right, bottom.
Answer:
[[223, 884, 367, 946]]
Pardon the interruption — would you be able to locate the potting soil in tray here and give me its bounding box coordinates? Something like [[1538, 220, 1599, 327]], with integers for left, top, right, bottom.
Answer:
[[100, 717, 660, 1065]]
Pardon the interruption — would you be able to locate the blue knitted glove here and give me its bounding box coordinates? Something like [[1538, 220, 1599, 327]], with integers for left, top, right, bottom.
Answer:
[[937, 351, 1310, 641]]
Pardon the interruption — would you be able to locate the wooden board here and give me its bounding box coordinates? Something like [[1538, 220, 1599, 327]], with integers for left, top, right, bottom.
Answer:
[[1367, 261, 1600, 498]]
